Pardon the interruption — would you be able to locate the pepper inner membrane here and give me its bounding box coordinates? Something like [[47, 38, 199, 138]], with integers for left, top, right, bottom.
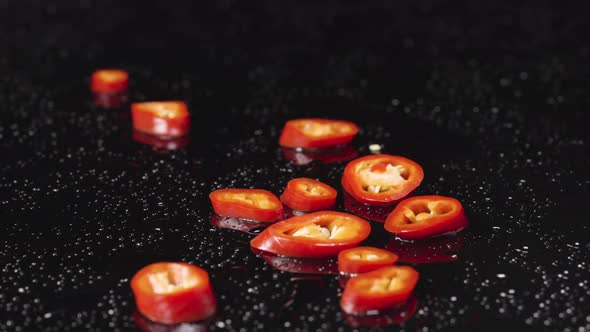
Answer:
[[357, 272, 403, 293], [295, 182, 330, 197], [221, 192, 278, 209], [143, 103, 183, 119], [98, 70, 126, 82], [286, 217, 359, 240], [347, 250, 381, 261], [357, 162, 410, 194], [147, 265, 199, 294], [295, 121, 353, 137], [402, 201, 453, 224]]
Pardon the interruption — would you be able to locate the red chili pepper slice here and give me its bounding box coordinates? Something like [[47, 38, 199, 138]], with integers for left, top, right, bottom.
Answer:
[[338, 246, 399, 275], [279, 118, 359, 149], [250, 211, 371, 258], [342, 191, 392, 222], [131, 101, 191, 138], [280, 178, 337, 212], [130, 262, 217, 324], [91, 69, 129, 94], [209, 189, 284, 223], [384, 195, 467, 239], [342, 154, 424, 205], [340, 266, 419, 316]]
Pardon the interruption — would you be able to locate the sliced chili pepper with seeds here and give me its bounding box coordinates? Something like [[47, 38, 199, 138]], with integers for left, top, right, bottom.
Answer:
[[131, 262, 217, 324], [131, 101, 191, 138], [342, 154, 424, 205], [384, 195, 467, 240], [250, 211, 371, 258], [279, 118, 359, 149], [338, 246, 399, 275], [209, 189, 284, 223], [340, 266, 419, 316], [280, 178, 337, 212]]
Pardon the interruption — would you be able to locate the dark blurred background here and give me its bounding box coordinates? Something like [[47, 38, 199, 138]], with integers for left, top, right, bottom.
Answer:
[[0, 1, 589, 331], [1, 1, 589, 143]]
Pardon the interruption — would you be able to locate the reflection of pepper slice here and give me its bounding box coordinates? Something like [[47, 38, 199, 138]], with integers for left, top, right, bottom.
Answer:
[[130, 262, 217, 324], [253, 248, 338, 275], [280, 178, 337, 212], [94, 93, 127, 108], [209, 189, 284, 223], [91, 69, 129, 94], [279, 118, 359, 149], [342, 154, 424, 205], [131, 101, 191, 138], [281, 145, 358, 166], [133, 310, 211, 332], [386, 233, 466, 264], [132, 131, 190, 150], [344, 295, 418, 328], [340, 266, 419, 316], [250, 211, 371, 258], [342, 191, 391, 222], [384, 195, 467, 239], [338, 247, 399, 275]]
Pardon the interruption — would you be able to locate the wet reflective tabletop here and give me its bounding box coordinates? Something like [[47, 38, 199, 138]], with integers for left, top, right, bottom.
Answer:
[[0, 1, 589, 331]]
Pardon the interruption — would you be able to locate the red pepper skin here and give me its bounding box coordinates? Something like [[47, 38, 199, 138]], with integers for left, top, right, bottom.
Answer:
[[384, 195, 467, 240], [338, 246, 399, 275], [130, 262, 216, 324], [340, 266, 419, 316], [91, 69, 129, 94], [131, 101, 191, 138], [250, 211, 371, 258], [342, 191, 392, 223], [209, 188, 284, 223], [341, 154, 424, 205], [280, 178, 337, 212], [279, 118, 359, 149], [94, 93, 127, 108]]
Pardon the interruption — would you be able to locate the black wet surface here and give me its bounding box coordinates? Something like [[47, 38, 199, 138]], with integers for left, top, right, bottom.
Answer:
[[1, 1, 589, 331]]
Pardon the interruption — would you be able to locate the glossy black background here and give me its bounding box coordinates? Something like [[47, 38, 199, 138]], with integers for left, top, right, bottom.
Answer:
[[1, 1, 589, 331]]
